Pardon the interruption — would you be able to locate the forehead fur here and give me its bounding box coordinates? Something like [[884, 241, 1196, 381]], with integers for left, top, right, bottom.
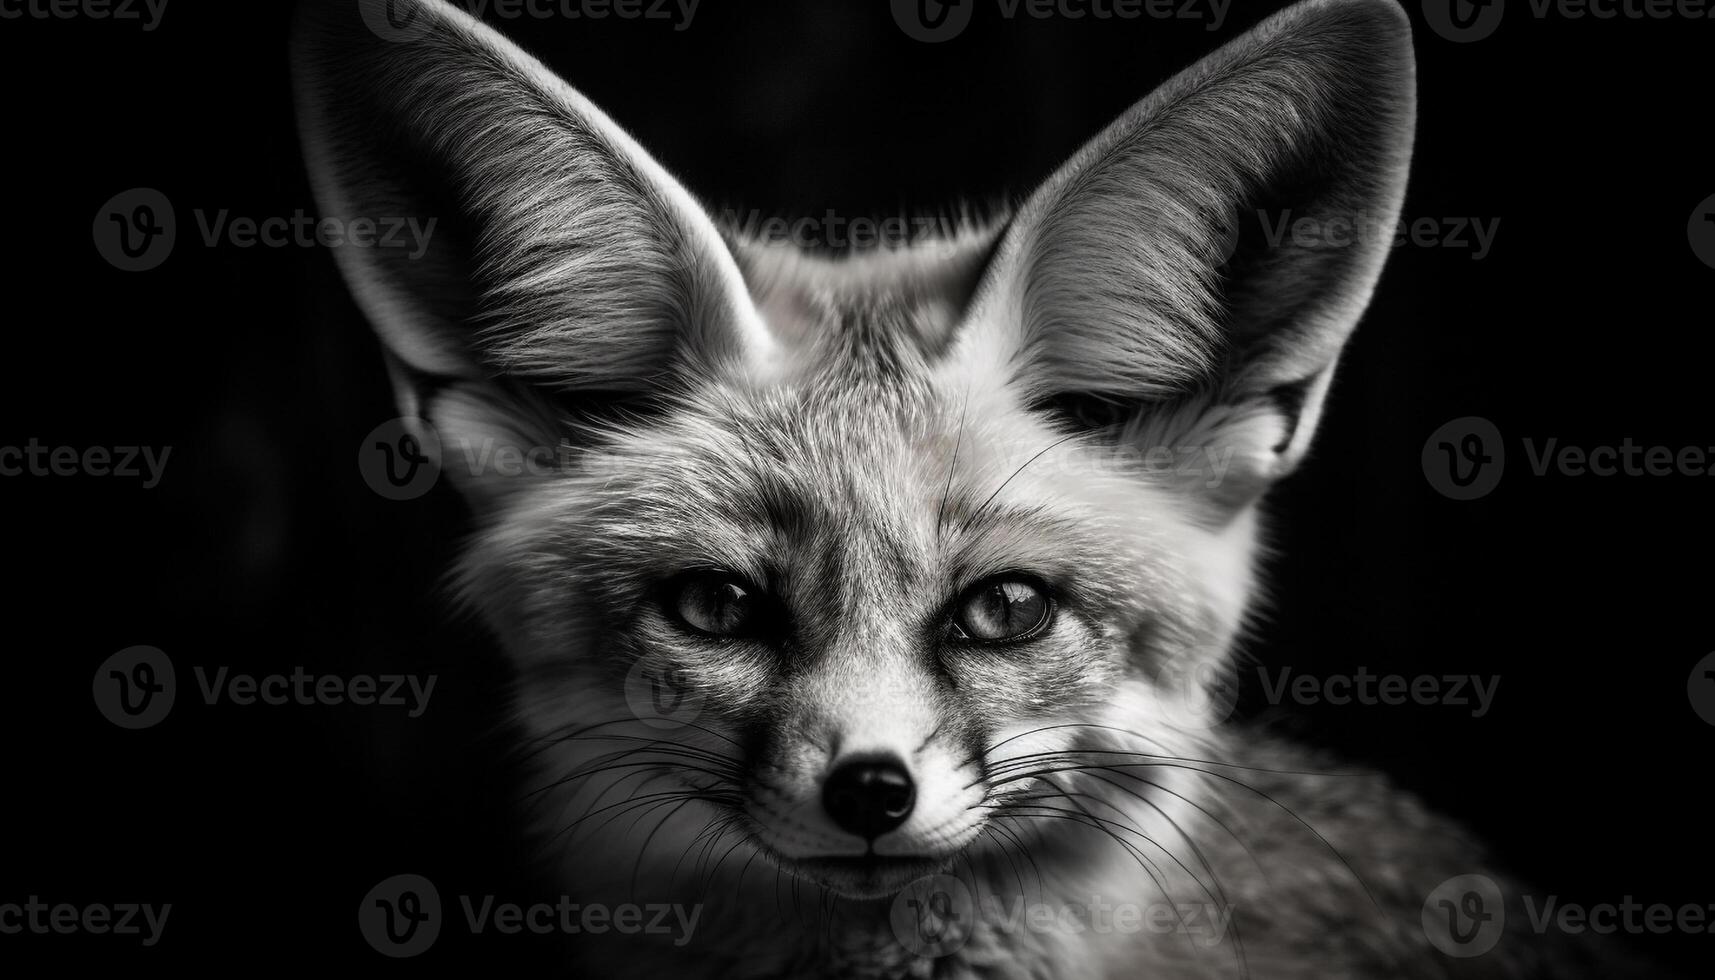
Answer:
[[474, 344, 1230, 661], [727, 223, 1005, 382]]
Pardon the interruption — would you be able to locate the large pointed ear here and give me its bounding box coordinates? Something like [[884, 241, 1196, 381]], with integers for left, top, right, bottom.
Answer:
[[947, 0, 1415, 518], [291, 0, 774, 504]]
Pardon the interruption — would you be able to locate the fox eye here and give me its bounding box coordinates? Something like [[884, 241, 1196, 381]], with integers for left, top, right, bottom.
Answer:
[[953, 576, 1052, 643], [669, 573, 757, 637]]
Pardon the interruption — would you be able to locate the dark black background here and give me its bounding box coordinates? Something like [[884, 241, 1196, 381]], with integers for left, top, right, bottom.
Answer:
[[2, 0, 1709, 971]]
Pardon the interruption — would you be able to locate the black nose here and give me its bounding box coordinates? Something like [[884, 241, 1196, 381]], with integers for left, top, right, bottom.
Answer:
[[822, 756, 916, 839]]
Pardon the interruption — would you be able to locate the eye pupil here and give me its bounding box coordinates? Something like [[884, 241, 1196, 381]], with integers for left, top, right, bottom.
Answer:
[[957, 576, 1050, 642], [674, 575, 755, 636]]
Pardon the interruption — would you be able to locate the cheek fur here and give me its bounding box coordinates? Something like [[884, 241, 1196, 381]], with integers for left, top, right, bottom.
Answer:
[[943, 613, 1119, 729]]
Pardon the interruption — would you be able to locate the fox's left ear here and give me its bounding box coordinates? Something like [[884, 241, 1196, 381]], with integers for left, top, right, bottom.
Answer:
[[949, 0, 1415, 517], [292, 0, 775, 508]]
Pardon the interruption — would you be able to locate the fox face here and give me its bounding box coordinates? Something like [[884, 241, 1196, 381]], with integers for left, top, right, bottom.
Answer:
[[469, 342, 1247, 898], [295, 0, 1413, 936]]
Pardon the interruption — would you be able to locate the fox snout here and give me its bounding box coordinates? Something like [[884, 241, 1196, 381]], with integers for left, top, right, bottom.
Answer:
[[742, 659, 994, 896], [821, 755, 915, 839]]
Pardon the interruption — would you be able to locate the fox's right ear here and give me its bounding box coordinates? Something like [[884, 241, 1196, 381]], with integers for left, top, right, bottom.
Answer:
[[292, 0, 774, 504], [945, 0, 1414, 522]]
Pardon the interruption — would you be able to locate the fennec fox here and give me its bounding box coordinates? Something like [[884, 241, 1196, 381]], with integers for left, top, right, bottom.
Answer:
[[294, 0, 1661, 976]]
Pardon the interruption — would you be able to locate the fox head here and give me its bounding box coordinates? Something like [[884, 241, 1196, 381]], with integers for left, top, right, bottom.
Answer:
[[295, 0, 1412, 905]]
